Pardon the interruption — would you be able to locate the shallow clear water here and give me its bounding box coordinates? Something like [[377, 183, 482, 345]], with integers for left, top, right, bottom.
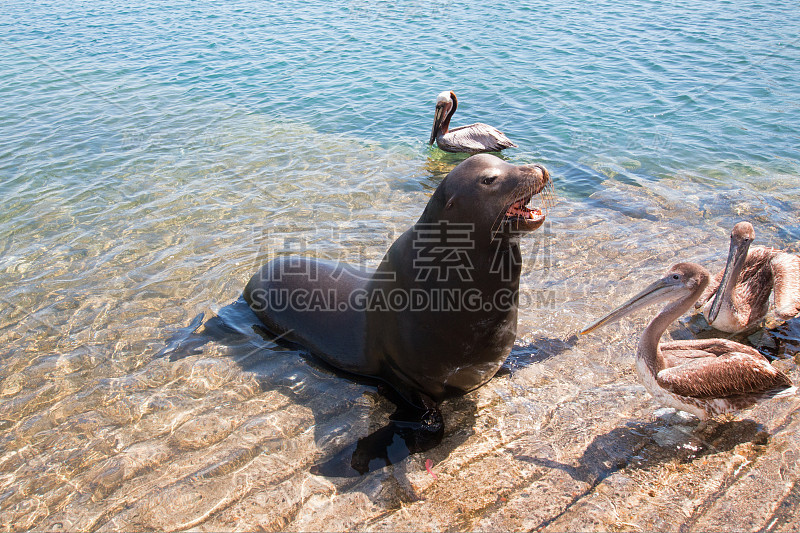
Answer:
[[1, 0, 799, 530]]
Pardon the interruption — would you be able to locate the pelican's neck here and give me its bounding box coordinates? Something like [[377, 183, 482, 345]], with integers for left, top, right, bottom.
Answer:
[[638, 285, 705, 374], [719, 243, 750, 311], [440, 98, 457, 134]]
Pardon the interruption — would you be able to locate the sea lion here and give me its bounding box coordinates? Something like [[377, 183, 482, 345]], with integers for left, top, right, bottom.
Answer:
[[243, 154, 550, 428]]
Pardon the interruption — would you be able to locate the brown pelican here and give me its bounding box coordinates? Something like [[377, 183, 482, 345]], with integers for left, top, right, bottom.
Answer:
[[695, 222, 800, 333], [428, 91, 517, 153], [581, 263, 797, 420]]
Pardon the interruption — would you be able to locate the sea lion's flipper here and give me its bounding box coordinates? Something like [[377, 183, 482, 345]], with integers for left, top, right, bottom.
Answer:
[[155, 312, 208, 360], [310, 397, 444, 477]]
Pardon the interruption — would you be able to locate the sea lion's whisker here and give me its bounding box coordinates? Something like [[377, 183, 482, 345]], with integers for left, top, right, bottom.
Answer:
[[543, 179, 556, 210], [541, 181, 555, 211]]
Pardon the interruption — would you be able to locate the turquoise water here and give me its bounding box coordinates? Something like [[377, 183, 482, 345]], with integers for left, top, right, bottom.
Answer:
[[1, 1, 800, 529], [4, 0, 800, 196]]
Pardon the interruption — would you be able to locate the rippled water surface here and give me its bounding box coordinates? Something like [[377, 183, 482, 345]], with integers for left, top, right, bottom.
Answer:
[[1, 0, 799, 530]]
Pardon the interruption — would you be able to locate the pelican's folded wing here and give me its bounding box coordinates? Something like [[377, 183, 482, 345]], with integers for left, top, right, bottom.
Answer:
[[446, 123, 516, 152], [771, 252, 800, 320], [660, 338, 763, 358], [656, 353, 792, 399]]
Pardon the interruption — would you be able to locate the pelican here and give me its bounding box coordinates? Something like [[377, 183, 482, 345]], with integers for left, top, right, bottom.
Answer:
[[581, 263, 796, 420], [428, 91, 517, 153], [695, 222, 800, 333]]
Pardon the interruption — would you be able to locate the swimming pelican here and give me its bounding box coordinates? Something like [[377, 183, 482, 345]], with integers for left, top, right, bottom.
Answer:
[[695, 222, 800, 333], [582, 262, 796, 420], [428, 91, 517, 153]]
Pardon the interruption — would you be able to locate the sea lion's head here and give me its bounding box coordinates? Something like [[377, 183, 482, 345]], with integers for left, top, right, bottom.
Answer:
[[419, 154, 551, 236]]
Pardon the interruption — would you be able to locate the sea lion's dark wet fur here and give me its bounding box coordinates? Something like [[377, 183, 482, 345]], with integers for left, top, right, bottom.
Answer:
[[244, 154, 550, 428]]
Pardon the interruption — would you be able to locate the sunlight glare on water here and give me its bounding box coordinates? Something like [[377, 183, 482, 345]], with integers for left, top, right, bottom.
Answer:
[[1, 0, 799, 529]]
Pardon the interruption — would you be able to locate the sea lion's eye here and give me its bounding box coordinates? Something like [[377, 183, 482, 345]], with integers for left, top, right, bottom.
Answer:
[[482, 176, 497, 185]]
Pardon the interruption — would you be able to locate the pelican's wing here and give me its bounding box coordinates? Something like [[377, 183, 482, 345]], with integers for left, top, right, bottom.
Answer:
[[445, 123, 517, 152], [737, 247, 776, 319], [659, 348, 716, 369], [656, 352, 792, 399], [697, 247, 775, 311], [771, 252, 800, 320], [660, 338, 763, 358]]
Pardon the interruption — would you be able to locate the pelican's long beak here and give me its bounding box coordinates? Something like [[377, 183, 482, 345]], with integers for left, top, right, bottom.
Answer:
[[429, 104, 445, 145], [706, 235, 751, 323], [581, 277, 674, 335]]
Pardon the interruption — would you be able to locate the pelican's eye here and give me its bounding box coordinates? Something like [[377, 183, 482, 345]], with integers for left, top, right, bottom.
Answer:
[[672, 274, 680, 280]]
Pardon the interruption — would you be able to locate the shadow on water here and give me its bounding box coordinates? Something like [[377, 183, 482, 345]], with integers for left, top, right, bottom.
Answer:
[[516, 417, 767, 486], [310, 390, 477, 479], [417, 152, 469, 191], [514, 416, 769, 531], [500, 334, 579, 375], [754, 317, 800, 361], [419, 149, 517, 190], [157, 297, 476, 479]]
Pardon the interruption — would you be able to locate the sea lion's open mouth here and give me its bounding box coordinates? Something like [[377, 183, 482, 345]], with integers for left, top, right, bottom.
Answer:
[[504, 195, 545, 225], [495, 163, 550, 234]]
